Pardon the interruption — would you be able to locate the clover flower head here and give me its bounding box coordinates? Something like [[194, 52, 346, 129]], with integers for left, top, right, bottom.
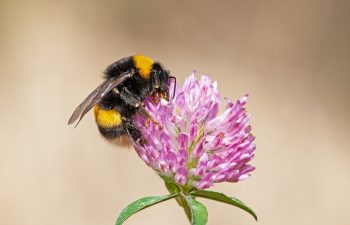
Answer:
[[134, 72, 256, 190]]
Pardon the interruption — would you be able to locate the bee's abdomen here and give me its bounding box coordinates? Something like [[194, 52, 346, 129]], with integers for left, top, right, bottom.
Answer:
[[96, 126, 125, 138], [94, 105, 122, 128], [94, 105, 131, 146]]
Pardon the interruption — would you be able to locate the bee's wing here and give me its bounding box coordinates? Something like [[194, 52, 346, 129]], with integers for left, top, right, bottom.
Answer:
[[68, 71, 134, 127]]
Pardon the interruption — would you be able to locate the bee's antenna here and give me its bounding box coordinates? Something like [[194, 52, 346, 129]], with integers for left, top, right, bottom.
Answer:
[[169, 76, 176, 99]]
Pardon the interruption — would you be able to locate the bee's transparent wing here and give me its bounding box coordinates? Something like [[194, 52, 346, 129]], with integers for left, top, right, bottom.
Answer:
[[68, 71, 134, 127]]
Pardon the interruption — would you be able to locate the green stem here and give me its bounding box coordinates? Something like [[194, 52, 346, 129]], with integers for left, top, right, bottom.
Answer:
[[179, 193, 192, 223], [165, 181, 192, 223]]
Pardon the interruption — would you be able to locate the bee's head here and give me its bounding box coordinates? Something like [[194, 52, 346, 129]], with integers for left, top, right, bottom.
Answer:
[[151, 63, 173, 101]]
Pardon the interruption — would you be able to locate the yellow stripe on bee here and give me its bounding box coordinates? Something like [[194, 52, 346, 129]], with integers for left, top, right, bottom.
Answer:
[[133, 55, 154, 79], [94, 105, 122, 127]]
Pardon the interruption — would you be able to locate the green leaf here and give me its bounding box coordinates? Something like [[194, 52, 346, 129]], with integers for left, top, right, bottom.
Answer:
[[115, 194, 178, 225], [182, 194, 208, 225], [190, 190, 257, 221]]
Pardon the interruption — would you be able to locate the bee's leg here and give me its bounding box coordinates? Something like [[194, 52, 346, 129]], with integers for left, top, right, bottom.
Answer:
[[137, 105, 161, 128], [119, 87, 160, 126], [119, 87, 143, 108], [125, 122, 145, 145]]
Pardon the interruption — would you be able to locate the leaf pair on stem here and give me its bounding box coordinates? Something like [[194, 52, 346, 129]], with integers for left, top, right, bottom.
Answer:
[[115, 181, 257, 225]]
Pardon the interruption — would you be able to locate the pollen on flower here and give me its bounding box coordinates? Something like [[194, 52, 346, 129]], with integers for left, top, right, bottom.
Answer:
[[144, 119, 150, 127], [133, 72, 256, 190]]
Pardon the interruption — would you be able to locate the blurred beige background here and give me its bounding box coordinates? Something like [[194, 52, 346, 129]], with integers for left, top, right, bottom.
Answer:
[[1, 0, 349, 225]]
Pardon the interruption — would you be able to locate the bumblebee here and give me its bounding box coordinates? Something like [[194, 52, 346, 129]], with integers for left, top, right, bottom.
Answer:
[[68, 55, 175, 145]]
